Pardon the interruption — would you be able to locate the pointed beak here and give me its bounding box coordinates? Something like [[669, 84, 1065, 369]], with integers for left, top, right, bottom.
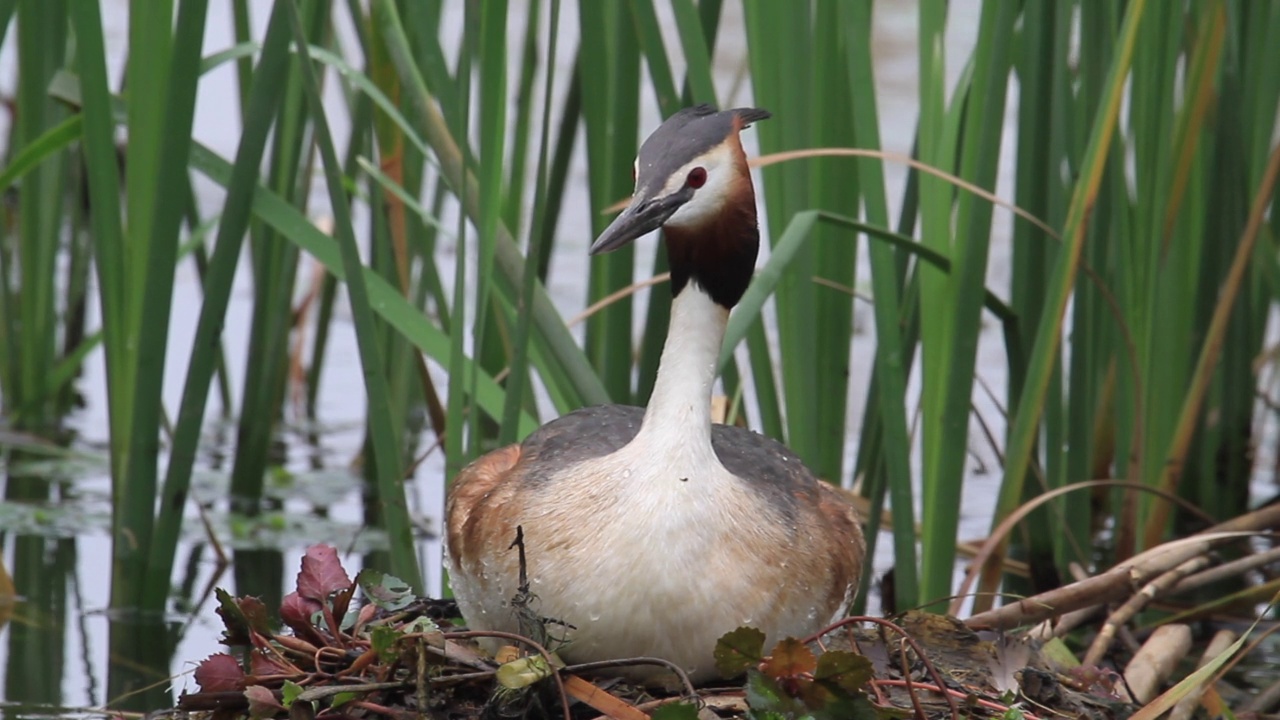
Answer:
[[589, 188, 692, 255]]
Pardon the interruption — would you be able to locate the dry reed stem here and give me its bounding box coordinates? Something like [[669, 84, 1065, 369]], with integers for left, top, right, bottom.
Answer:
[[1082, 555, 1212, 666], [953, 479, 1214, 616], [1122, 624, 1192, 704], [1169, 545, 1280, 596], [1169, 629, 1236, 720], [966, 504, 1280, 630], [560, 674, 648, 720]]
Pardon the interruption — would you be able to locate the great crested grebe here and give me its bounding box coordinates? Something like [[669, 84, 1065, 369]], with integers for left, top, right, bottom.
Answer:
[[445, 105, 865, 684]]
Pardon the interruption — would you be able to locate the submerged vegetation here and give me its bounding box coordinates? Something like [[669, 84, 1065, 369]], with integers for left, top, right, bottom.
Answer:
[[1, 0, 1279, 715]]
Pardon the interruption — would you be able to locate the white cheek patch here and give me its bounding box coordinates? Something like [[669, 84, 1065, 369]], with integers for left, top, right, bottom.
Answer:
[[664, 144, 737, 230]]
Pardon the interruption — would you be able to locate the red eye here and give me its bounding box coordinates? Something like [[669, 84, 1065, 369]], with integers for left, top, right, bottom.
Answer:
[[687, 167, 707, 188]]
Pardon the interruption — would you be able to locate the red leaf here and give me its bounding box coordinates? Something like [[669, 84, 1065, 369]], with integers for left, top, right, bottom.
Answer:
[[280, 592, 322, 635], [244, 685, 284, 719], [215, 589, 253, 646], [761, 638, 817, 679], [195, 653, 246, 692], [330, 582, 356, 621], [238, 596, 272, 635], [250, 649, 296, 678], [296, 545, 352, 603]]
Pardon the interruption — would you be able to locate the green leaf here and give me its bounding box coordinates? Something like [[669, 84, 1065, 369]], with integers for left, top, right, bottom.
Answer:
[[39, 331, 102, 411], [1039, 637, 1079, 669], [283, 0, 421, 592], [185, 143, 536, 437], [329, 691, 359, 708], [495, 655, 557, 689], [370, 625, 403, 663], [200, 41, 259, 74], [0, 114, 83, 194], [744, 671, 808, 718], [281, 680, 304, 707], [810, 691, 881, 720], [714, 626, 766, 677], [356, 569, 415, 612], [403, 616, 439, 634], [814, 651, 873, 694], [1127, 627, 1248, 720]]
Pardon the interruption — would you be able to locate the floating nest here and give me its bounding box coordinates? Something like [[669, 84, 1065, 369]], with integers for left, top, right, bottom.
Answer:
[[173, 504, 1280, 720]]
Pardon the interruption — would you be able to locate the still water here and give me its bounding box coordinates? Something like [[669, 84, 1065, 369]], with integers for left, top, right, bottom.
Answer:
[[0, 1, 1021, 714]]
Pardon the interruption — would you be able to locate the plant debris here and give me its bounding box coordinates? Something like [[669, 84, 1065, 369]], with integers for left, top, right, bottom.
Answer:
[[176, 542, 1276, 720]]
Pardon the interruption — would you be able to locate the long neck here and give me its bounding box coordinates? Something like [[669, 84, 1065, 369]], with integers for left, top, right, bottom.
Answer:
[[632, 156, 759, 456], [638, 284, 728, 447]]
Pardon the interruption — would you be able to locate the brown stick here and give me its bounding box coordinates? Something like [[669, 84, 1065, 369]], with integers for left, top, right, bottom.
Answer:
[[561, 675, 648, 720], [1169, 544, 1280, 596], [965, 503, 1280, 630], [1082, 555, 1211, 666], [1169, 629, 1236, 720], [1122, 625, 1192, 704]]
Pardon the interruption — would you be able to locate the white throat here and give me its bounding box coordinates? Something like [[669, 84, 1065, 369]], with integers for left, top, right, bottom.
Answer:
[[635, 284, 728, 461]]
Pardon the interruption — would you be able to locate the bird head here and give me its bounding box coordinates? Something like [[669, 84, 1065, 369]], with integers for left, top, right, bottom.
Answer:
[[589, 105, 770, 256]]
